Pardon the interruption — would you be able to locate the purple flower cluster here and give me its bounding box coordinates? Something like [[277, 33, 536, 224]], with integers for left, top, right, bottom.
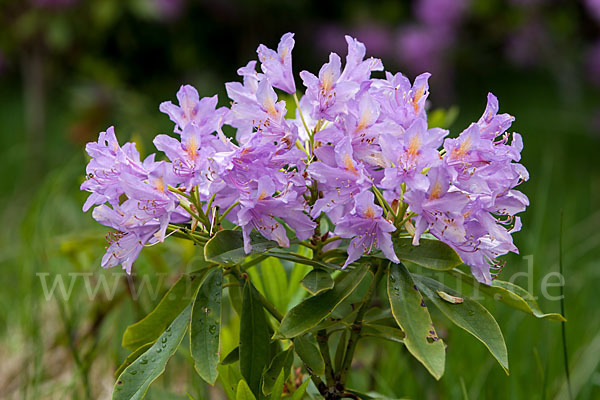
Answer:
[[82, 33, 528, 283]]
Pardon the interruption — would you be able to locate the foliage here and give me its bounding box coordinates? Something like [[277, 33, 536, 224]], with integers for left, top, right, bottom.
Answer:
[[110, 224, 562, 399]]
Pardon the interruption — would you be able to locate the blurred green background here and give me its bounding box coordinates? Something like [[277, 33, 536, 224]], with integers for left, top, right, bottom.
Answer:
[[1, 0, 599, 399]]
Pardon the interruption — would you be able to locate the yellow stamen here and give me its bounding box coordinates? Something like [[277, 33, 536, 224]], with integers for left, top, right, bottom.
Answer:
[[452, 137, 472, 158], [342, 154, 358, 175], [154, 178, 165, 193], [429, 180, 443, 200], [264, 98, 278, 116], [186, 136, 198, 161], [407, 135, 421, 157], [412, 86, 425, 113], [321, 71, 334, 92]]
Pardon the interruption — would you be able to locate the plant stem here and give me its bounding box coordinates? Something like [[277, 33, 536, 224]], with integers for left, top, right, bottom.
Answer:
[[321, 236, 342, 246], [166, 224, 208, 244], [297, 241, 317, 250], [178, 201, 208, 229], [227, 263, 331, 398], [205, 192, 217, 214], [317, 329, 336, 387], [372, 186, 394, 216], [239, 254, 270, 270], [559, 210, 572, 400], [167, 185, 193, 200], [337, 262, 386, 386], [230, 266, 284, 322], [293, 92, 312, 140], [218, 201, 239, 224]]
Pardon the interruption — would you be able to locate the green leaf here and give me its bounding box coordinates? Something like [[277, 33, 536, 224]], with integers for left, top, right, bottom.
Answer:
[[191, 268, 223, 385], [276, 266, 369, 338], [240, 281, 273, 396], [364, 308, 397, 327], [218, 364, 243, 400], [260, 257, 289, 311], [221, 346, 239, 365], [361, 324, 405, 344], [287, 248, 314, 307], [390, 236, 463, 271], [114, 342, 153, 378], [289, 379, 310, 400], [262, 347, 293, 395], [270, 370, 285, 400], [427, 106, 459, 129], [236, 379, 257, 400], [387, 263, 445, 380], [450, 269, 566, 321], [314, 270, 374, 328], [414, 275, 509, 373], [334, 330, 347, 372], [330, 269, 374, 318], [122, 271, 209, 351], [227, 275, 243, 316], [113, 304, 192, 400], [300, 268, 334, 295], [293, 334, 325, 376], [204, 230, 278, 265]]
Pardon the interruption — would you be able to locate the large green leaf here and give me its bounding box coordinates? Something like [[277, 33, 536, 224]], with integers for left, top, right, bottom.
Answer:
[[204, 229, 278, 265], [236, 379, 257, 400], [262, 347, 293, 396], [240, 281, 273, 396], [114, 342, 153, 378], [387, 263, 445, 380], [450, 269, 566, 321], [113, 304, 192, 400], [293, 334, 325, 376], [389, 236, 463, 271], [122, 271, 209, 351], [259, 257, 289, 311], [191, 268, 223, 385], [300, 268, 334, 295], [414, 274, 509, 373], [276, 266, 369, 338]]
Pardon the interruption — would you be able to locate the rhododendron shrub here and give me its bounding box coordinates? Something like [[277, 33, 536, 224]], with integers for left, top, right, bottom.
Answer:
[[82, 33, 564, 400]]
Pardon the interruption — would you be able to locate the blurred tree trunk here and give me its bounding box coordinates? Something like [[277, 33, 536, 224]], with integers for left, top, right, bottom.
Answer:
[[21, 40, 46, 180]]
